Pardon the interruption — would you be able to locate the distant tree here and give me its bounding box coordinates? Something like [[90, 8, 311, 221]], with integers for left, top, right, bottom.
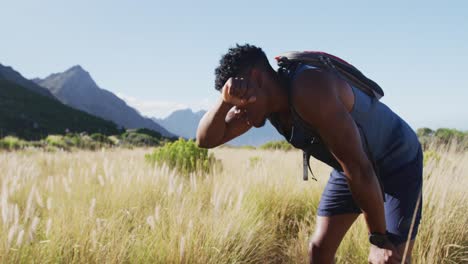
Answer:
[[417, 127, 467, 151], [417, 127, 434, 138], [434, 128, 465, 144], [260, 140, 293, 151], [120, 131, 159, 147], [133, 128, 162, 139], [90, 133, 113, 145]]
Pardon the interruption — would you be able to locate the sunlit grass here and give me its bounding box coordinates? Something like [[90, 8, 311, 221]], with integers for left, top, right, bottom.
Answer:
[[0, 144, 466, 263]]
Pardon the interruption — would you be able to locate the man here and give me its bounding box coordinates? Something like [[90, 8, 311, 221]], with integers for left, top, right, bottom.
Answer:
[[196, 44, 422, 264]]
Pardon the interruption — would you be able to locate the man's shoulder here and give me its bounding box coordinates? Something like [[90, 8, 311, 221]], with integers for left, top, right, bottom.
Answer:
[[289, 66, 339, 109]]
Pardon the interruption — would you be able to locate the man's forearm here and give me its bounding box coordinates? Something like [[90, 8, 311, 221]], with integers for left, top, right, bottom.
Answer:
[[196, 97, 232, 148], [346, 164, 387, 234]]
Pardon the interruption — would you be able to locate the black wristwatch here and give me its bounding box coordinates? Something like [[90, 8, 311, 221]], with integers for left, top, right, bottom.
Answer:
[[369, 232, 390, 248]]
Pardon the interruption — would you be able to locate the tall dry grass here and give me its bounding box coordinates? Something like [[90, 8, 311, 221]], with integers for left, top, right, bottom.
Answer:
[[0, 144, 466, 263]]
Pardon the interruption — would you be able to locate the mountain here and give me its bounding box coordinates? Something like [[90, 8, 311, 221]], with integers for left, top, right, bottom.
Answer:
[[0, 78, 120, 139], [229, 120, 283, 147], [34, 65, 174, 137], [154, 108, 283, 146], [0, 63, 55, 99], [154, 109, 206, 139]]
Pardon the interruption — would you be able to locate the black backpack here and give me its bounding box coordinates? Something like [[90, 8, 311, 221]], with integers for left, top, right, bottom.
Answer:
[[275, 51, 384, 181], [275, 51, 384, 100]]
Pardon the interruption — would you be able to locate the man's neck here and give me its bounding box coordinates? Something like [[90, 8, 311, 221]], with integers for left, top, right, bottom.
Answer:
[[268, 76, 290, 114]]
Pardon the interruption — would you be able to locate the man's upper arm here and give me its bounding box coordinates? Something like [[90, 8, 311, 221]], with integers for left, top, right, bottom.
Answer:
[[291, 70, 371, 177]]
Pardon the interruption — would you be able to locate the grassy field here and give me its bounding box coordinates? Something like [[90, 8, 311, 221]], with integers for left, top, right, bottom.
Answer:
[[0, 145, 466, 263]]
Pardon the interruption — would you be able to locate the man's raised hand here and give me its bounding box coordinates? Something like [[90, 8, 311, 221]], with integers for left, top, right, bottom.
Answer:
[[222, 77, 257, 107]]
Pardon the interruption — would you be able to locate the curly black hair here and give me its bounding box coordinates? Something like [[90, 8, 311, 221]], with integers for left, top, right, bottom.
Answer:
[[214, 44, 271, 91]]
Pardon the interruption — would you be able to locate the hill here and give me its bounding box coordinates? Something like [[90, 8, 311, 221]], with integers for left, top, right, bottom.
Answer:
[[0, 79, 120, 139], [0, 63, 55, 99], [34, 65, 174, 137], [154, 109, 206, 139]]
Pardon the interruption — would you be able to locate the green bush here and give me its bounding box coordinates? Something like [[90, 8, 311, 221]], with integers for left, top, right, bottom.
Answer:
[[62, 133, 81, 147], [133, 128, 162, 139], [30, 140, 46, 149], [0, 136, 27, 150], [121, 131, 160, 147], [107, 135, 120, 145], [260, 140, 293, 151], [46, 135, 68, 150], [145, 138, 219, 175], [434, 128, 466, 144], [90, 133, 114, 146], [58, 133, 107, 150], [417, 127, 467, 151], [417, 127, 435, 138], [80, 135, 101, 150]]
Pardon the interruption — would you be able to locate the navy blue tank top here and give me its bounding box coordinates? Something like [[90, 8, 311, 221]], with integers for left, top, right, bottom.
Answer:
[[269, 64, 420, 177]]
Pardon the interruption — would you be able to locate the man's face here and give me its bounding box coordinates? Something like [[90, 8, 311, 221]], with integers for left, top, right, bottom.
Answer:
[[236, 68, 269, 128], [240, 104, 267, 128]]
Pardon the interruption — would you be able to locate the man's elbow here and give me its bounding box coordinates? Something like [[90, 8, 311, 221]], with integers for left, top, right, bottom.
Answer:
[[196, 138, 208, 149], [196, 127, 209, 148], [196, 135, 214, 149]]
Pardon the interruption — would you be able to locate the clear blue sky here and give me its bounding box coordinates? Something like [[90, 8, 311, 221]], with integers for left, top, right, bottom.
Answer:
[[1, 0, 467, 130]]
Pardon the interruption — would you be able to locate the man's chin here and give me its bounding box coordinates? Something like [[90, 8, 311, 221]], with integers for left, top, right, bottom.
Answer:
[[253, 118, 267, 128]]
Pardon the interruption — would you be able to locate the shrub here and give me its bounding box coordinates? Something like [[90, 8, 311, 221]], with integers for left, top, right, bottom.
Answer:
[[0, 136, 26, 150], [434, 128, 465, 145], [417, 128, 467, 151], [30, 140, 46, 149], [79, 135, 98, 150], [107, 135, 120, 146], [145, 138, 219, 175], [417, 127, 435, 138], [59, 133, 106, 150], [63, 133, 82, 147], [260, 140, 293, 151], [90, 133, 114, 146], [121, 131, 159, 147], [46, 135, 68, 150], [133, 128, 162, 139]]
